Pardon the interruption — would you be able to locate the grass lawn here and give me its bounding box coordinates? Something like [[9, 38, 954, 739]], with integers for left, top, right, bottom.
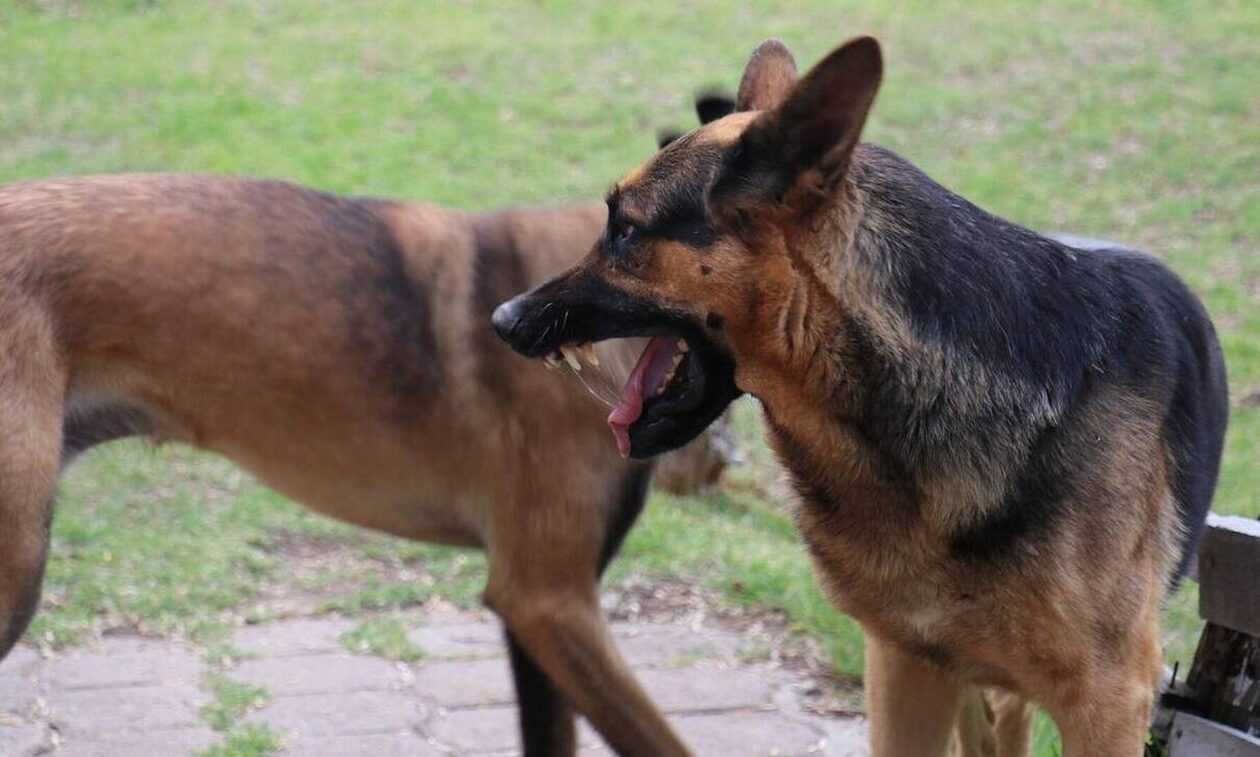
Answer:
[[3, 1, 1257, 754]]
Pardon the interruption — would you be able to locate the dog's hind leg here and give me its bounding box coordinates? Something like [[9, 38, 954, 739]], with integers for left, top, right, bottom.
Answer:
[[864, 630, 965, 757], [951, 687, 996, 757], [0, 303, 64, 659], [485, 467, 687, 757], [989, 689, 1035, 757], [500, 466, 652, 756], [951, 688, 1035, 757]]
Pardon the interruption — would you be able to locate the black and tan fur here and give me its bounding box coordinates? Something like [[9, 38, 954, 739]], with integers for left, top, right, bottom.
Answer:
[[495, 37, 1229, 756], [0, 174, 708, 755]]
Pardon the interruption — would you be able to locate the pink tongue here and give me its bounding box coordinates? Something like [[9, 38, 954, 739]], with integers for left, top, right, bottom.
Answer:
[[608, 337, 681, 457]]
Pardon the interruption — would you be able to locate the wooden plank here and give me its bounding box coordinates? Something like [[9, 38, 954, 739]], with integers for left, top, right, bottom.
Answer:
[[1198, 514, 1260, 636], [1186, 623, 1260, 733], [1167, 711, 1260, 756]]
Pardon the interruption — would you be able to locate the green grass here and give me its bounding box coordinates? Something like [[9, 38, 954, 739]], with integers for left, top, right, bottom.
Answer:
[[32, 446, 279, 647], [3, 2, 1258, 755], [199, 674, 278, 757], [197, 723, 283, 757], [201, 674, 271, 732], [339, 617, 426, 662]]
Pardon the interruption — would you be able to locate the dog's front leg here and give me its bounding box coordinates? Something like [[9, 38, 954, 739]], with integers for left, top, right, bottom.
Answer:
[[864, 629, 966, 757], [485, 575, 689, 757]]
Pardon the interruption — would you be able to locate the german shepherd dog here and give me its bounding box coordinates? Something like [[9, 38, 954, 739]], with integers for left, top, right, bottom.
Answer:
[[0, 165, 722, 751], [494, 36, 1229, 756]]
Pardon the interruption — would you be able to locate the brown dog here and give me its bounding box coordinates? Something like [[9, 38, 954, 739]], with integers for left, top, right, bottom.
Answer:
[[0, 173, 710, 754], [494, 36, 1229, 756]]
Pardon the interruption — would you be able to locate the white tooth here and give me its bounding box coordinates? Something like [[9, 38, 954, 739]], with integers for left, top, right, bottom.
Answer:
[[656, 354, 685, 395], [579, 343, 599, 367], [677, 339, 689, 352], [561, 345, 582, 372], [543, 354, 561, 370]]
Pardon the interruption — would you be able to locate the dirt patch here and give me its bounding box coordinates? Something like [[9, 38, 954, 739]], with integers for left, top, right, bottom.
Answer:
[[605, 576, 863, 715]]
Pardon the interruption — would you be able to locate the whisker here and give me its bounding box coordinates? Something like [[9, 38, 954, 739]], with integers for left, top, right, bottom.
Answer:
[[572, 370, 618, 409], [528, 303, 558, 352]]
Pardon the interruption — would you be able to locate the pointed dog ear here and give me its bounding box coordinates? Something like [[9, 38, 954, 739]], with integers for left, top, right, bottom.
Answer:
[[656, 129, 686, 149], [715, 36, 883, 210], [656, 92, 734, 149], [695, 93, 735, 124], [735, 39, 798, 112]]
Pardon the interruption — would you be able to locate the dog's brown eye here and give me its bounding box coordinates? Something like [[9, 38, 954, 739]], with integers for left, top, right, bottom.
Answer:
[[616, 223, 636, 243]]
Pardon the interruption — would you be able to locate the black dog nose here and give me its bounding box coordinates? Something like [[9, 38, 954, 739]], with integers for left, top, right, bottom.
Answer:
[[491, 297, 524, 343]]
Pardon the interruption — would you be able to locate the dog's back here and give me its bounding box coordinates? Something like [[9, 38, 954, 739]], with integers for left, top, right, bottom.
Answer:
[[1, 175, 620, 526], [0, 172, 629, 632]]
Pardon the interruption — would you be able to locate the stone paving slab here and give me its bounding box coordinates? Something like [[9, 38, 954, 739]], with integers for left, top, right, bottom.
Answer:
[[279, 731, 446, 756], [234, 652, 405, 697], [0, 718, 52, 757], [408, 622, 510, 660], [410, 657, 515, 708], [817, 718, 872, 757], [0, 646, 43, 675], [667, 711, 828, 756], [638, 667, 778, 713], [54, 727, 219, 756], [611, 623, 745, 668], [428, 704, 520, 752], [47, 682, 207, 736], [43, 640, 203, 690], [233, 617, 357, 658], [0, 611, 868, 755], [0, 673, 41, 715], [245, 689, 425, 738]]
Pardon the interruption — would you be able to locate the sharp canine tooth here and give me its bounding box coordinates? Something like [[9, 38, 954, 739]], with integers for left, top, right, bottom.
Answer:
[[561, 345, 582, 372], [543, 354, 561, 369], [677, 339, 689, 352], [579, 343, 599, 367]]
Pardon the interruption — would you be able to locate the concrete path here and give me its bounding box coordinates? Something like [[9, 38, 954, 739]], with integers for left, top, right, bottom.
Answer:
[[0, 609, 867, 756]]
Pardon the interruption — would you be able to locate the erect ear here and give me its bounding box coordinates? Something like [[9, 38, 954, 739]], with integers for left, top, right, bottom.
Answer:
[[716, 36, 882, 208], [657, 92, 737, 148], [695, 93, 735, 124], [656, 129, 685, 149], [735, 39, 798, 111]]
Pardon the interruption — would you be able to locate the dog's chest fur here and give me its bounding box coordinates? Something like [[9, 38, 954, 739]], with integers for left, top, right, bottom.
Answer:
[[763, 414, 961, 639]]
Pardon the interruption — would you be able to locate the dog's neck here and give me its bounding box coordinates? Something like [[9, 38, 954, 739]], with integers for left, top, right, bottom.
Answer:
[[751, 143, 1102, 528]]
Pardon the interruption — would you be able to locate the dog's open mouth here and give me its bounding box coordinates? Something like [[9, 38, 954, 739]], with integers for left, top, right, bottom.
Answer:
[[607, 336, 696, 457], [539, 333, 728, 458], [532, 327, 738, 461], [494, 277, 742, 458]]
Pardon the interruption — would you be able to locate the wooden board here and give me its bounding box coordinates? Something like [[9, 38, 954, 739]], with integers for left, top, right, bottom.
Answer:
[[1186, 623, 1260, 734], [1168, 711, 1260, 756], [1198, 514, 1260, 637]]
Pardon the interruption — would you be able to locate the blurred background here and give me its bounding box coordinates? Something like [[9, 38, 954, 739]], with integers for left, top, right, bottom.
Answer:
[[2, 1, 1257, 754]]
